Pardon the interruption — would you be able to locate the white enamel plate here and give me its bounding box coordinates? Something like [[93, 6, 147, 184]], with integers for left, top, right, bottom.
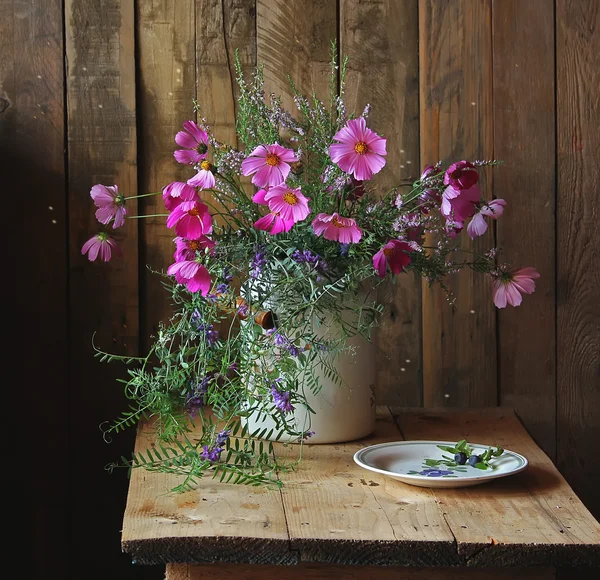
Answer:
[[353, 440, 528, 488]]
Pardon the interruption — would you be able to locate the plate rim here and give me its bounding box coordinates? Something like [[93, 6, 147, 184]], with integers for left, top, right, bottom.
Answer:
[[353, 439, 528, 483]]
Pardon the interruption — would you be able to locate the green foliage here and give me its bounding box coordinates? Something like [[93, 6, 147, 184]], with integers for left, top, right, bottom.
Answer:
[[97, 41, 505, 492]]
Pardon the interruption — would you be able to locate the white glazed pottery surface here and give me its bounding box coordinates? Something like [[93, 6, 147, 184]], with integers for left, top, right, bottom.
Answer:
[[353, 440, 528, 488]]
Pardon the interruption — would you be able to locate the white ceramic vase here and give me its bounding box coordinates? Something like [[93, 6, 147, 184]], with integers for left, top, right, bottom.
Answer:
[[242, 310, 377, 445]]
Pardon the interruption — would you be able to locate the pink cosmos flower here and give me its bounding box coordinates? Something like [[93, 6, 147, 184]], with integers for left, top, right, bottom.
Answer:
[[312, 213, 362, 243], [81, 233, 121, 262], [329, 117, 387, 181], [174, 236, 216, 262], [162, 182, 199, 212], [252, 188, 294, 234], [264, 184, 310, 222], [444, 160, 479, 190], [441, 184, 480, 223], [492, 267, 540, 308], [467, 199, 507, 239], [241, 143, 297, 187], [373, 240, 412, 278], [167, 260, 211, 295], [174, 120, 209, 165], [166, 199, 213, 238], [90, 184, 127, 229], [187, 160, 216, 190]]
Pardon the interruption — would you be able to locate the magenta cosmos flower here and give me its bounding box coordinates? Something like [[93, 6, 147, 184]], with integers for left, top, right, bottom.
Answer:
[[373, 240, 412, 278], [312, 213, 362, 243], [444, 160, 479, 190], [241, 143, 297, 187], [264, 184, 310, 222], [252, 189, 294, 235], [174, 121, 209, 165], [441, 183, 480, 224], [187, 160, 216, 190], [81, 232, 121, 262], [167, 260, 211, 295], [90, 184, 127, 229], [162, 181, 199, 211], [329, 117, 387, 181], [467, 199, 507, 239], [174, 236, 216, 262], [166, 199, 213, 238], [492, 267, 540, 308]]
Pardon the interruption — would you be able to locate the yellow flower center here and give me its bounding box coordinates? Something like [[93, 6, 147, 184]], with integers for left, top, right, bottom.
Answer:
[[354, 141, 368, 155], [200, 160, 212, 171], [188, 207, 200, 217], [332, 217, 344, 228], [266, 153, 280, 166], [383, 248, 393, 258], [282, 191, 298, 205], [189, 240, 201, 251]]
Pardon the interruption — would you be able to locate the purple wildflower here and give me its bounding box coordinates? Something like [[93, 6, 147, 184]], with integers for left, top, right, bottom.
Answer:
[[216, 283, 229, 294], [340, 244, 350, 257], [237, 302, 249, 317], [273, 332, 300, 357], [215, 429, 231, 447], [186, 376, 210, 417], [201, 445, 223, 463], [196, 320, 219, 345], [271, 384, 294, 414], [250, 245, 268, 279]]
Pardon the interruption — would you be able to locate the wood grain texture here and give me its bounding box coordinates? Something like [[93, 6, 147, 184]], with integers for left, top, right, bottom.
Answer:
[[492, 0, 556, 458], [257, 0, 336, 111], [3, 0, 69, 576], [393, 408, 600, 568], [419, 0, 497, 407], [137, 0, 196, 347], [196, 0, 256, 148], [275, 408, 459, 566], [340, 0, 422, 407], [121, 423, 293, 566], [168, 562, 556, 579], [556, 0, 600, 521], [65, 0, 140, 576]]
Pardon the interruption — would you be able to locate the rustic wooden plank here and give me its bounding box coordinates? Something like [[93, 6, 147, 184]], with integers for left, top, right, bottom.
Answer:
[[137, 0, 196, 346], [340, 0, 422, 407], [3, 0, 69, 576], [121, 422, 293, 566], [65, 0, 140, 575], [492, 0, 556, 459], [196, 0, 256, 148], [419, 0, 497, 407], [276, 408, 459, 566], [556, 0, 600, 522], [168, 562, 556, 579], [257, 0, 336, 111], [393, 408, 600, 568]]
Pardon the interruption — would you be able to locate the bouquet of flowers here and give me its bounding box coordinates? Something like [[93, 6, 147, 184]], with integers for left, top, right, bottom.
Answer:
[[82, 46, 538, 491]]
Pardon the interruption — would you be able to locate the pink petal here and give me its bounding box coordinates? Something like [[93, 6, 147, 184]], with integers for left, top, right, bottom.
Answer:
[[329, 142, 354, 164], [493, 281, 508, 308], [87, 240, 101, 262], [364, 132, 387, 155], [241, 155, 268, 175], [113, 207, 127, 229], [511, 276, 536, 294], [252, 189, 268, 205], [182, 121, 207, 144], [174, 149, 202, 165], [373, 250, 387, 277], [175, 130, 199, 149], [95, 206, 115, 225], [505, 283, 523, 307], [481, 199, 506, 218], [254, 213, 276, 232], [187, 266, 211, 295], [347, 117, 367, 142], [467, 213, 488, 239], [516, 267, 540, 279]]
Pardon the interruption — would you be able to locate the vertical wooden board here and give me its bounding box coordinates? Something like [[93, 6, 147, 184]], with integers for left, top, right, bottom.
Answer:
[[492, 0, 556, 459], [556, 0, 600, 520], [419, 0, 496, 407], [65, 0, 141, 576], [196, 0, 256, 149], [2, 0, 69, 576], [257, 0, 337, 111], [341, 0, 421, 407], [137, 0, 196, 347]]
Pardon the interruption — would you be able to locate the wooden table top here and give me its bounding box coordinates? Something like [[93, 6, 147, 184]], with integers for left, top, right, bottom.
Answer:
[[121, 407, 600, 569]]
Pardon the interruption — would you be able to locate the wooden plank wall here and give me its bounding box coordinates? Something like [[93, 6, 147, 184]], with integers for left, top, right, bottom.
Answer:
[[3, 1, 597, 578]]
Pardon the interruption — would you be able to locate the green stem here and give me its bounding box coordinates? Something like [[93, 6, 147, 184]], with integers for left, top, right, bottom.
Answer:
[[125, 191, 162, 199]]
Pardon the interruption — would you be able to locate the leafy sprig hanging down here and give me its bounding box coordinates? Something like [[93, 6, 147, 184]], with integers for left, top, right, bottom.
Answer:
[[79, 39, 538, 492], [422, 440, 505, 471]]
